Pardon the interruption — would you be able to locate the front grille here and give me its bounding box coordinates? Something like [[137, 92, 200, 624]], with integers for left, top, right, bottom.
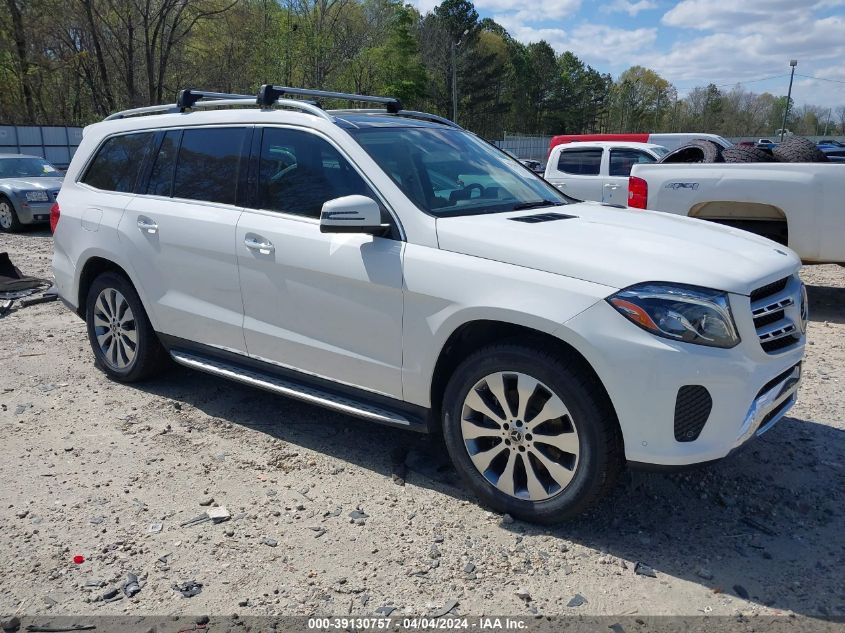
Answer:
[[674, 385, 712, 442], [750, 276, 800, 354]]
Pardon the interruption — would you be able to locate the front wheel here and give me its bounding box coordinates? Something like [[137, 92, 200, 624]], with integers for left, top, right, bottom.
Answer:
[[442, 344, 622, 523], [0, 196, 23, 232]]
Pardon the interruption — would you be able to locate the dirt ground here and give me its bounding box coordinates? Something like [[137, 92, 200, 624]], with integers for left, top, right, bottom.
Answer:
[[1, 228, 843, 622]]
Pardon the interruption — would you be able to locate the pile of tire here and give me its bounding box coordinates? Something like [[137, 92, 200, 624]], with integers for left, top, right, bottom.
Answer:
[[658, 136, 829, 164]]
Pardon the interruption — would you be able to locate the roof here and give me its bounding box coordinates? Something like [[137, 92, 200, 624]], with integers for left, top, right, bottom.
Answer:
[[332, 113, 452, 130], [551, 141, 665, 152]]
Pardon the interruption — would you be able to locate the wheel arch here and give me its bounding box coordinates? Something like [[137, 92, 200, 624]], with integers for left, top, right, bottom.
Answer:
[[77, 256, 142, 319], [429, 320, 620, 436]]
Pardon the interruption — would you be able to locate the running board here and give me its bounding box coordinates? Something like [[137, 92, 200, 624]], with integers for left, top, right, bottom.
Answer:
[[170, 350, 414, 428]]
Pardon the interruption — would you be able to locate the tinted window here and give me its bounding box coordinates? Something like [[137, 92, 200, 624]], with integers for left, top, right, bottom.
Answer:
[[146, 130, 180, 197], [608, 149, 656, 177], [173, 127, 249, 205], [82, 132, 153, 192], [557, 149, 601, 176], [259, 128, 377, 218]]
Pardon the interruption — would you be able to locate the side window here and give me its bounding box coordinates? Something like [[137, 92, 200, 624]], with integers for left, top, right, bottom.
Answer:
[[81, 132, 154, 192], [173, 127, 249, 205], [258, 127, 378, 219], [146, 130, 180, 197], [609, 149, 656, 177], [557, 149, 602, 176]]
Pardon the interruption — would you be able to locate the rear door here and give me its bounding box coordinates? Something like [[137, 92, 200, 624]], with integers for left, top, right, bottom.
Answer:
[[603, 148, 658, 206], [545, 147, 603, 201], [120, 125, 252, 353]]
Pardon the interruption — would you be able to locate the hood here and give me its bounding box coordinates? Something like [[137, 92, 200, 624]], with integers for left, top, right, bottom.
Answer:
[[1, 177, 63, 191], [435, 202, 800, 296]]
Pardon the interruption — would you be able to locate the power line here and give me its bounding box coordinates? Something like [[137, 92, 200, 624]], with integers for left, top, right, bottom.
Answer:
[[713, 73, 790, 88], [795, 73, 845, 85]]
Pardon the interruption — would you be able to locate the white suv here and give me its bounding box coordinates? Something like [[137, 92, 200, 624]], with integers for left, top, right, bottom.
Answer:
[[52, 87, 806, 523]]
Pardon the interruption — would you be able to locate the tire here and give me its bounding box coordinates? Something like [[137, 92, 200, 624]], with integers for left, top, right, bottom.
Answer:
[[773, 137, 829, 163], [658, 139, 724, 164], [85, 271, 169, 382], [441, 343, 623, 524], [0, 195, 23, 233], [722, 146, 775, 163]]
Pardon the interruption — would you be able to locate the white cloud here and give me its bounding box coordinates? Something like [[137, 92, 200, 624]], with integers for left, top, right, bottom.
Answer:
[[493, 16, 657, 63], [662, 0, 844, 31], [602, 0, 658, 16]]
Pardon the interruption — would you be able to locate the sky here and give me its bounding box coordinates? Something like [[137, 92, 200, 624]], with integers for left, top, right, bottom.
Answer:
[[410, 0, 845, 110]]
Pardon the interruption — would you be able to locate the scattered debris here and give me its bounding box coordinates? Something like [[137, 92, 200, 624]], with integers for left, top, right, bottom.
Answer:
[[122, 573, 142, 598], [199, 497, 215, 507], [375, 606, 396, 616], [261, 537, 278, 547], [567, 594, 587, 608], [72, 555, 85, 565], [101, 588, 122, 603], [14, 403, 32, 416], [172, 581, 203, 598], [431, 599, 459, 617], [741, 517, 778, 536], [147, 522, 163, 534], [515, 588, 532, 602], [207, 506, 231, 523], [634, 562, 657, 578], [463, 562, 476, 574], [24, 624, 95, 632], [349, 508, 369, 525]]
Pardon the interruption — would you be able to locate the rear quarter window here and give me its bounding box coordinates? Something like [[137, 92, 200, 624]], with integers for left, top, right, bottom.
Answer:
[[81, 132, 155, 192]]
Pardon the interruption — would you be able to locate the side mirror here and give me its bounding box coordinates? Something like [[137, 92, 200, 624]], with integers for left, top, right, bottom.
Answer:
[[319, 195, 387, 235]]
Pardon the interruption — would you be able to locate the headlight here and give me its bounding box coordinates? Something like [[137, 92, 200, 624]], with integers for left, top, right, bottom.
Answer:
[[24, 190, 49, 202], [607, 283, 740, 348]]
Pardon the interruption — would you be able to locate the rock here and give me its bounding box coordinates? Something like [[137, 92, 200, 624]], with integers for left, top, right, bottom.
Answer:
[[1, 615, 20, 632], [375, 606, 396, 616], [697, 568, 714, 581], [567, 594, 587, 608], [433, 535, 444, 543], [89, 516, 105, 525], [349, 509, 369, 522], [15, 509, 28, 519], [238, 599, 249, 607], [429, 544, 441, 559], [262, 537, 278, 547], [196, 616, 209, 625], [634, 562, 657, 578], [500, 514, 514, 525], [515, 588, 531, 602], [224, 527, 235, 537], [199, 497, 214, 507], [464, 562, 476, 573], [733, 584, 750, 600]]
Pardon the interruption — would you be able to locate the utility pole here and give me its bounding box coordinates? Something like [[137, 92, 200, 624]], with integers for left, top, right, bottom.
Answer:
[[780, 59, 797, 142], [823, 107, 832, 136], [451, 29, 469, 125]]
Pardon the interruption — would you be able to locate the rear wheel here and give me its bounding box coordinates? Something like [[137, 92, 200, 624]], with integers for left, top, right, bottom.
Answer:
[[0, 196, 23, 233], [442, 344, 622, 523], [85, 272, 169, 382]]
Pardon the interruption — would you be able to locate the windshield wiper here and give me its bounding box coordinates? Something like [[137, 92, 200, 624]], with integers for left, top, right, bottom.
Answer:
[[511, 199, 564, 211]]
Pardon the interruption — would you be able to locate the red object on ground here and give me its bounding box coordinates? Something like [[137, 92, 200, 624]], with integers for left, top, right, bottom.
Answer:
[[73, 555, 85, 564]]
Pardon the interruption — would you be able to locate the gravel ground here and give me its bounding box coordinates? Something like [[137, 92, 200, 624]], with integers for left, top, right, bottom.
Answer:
[[1, 229, 843, 620]]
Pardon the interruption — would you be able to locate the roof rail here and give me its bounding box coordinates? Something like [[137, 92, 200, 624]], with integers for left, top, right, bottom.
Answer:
[[176, 89, 253, 110], [257, 85, 403, 113], [330, 108, 462, 129]]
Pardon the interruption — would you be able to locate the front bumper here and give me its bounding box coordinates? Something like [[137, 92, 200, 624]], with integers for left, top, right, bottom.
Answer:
[[558, 297, 805, 466], [13, 198, 53, 224]]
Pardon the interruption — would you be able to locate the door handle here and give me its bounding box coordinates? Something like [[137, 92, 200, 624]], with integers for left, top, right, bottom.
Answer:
[[137, 217, 158, 234], [244, 236, 275, 254], [604, 184, 619, 190]]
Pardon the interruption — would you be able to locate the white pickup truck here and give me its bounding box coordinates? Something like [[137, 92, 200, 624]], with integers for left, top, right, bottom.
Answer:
[[628, 163, 845, 264], [543, 141, 666, 205]]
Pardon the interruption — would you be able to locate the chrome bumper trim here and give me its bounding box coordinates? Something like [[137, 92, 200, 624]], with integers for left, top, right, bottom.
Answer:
[[735, 364, 801, 447]]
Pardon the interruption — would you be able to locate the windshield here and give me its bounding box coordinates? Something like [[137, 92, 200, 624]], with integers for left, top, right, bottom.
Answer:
[[349, 127, 569, 217], [0, 157, 60, 178], [651, 146, 669, 157]]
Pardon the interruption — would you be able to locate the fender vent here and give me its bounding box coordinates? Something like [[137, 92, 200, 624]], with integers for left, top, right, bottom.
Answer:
[[674, 385, 712, 442], [509, 212, 576, 223]]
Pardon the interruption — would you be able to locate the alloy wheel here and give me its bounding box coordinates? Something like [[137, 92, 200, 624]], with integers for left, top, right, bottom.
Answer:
[[0, 202, 12, 229], [93, 288, 138, 370], [460, 371, 580, 501]]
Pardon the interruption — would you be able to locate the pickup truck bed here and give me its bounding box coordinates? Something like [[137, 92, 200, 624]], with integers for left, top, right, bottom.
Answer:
[[629, 162, 845, 264]]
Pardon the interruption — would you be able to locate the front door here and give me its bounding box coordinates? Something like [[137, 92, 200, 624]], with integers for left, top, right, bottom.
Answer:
[[236, 127, 405, 398], [547, 147, 604, 202]]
